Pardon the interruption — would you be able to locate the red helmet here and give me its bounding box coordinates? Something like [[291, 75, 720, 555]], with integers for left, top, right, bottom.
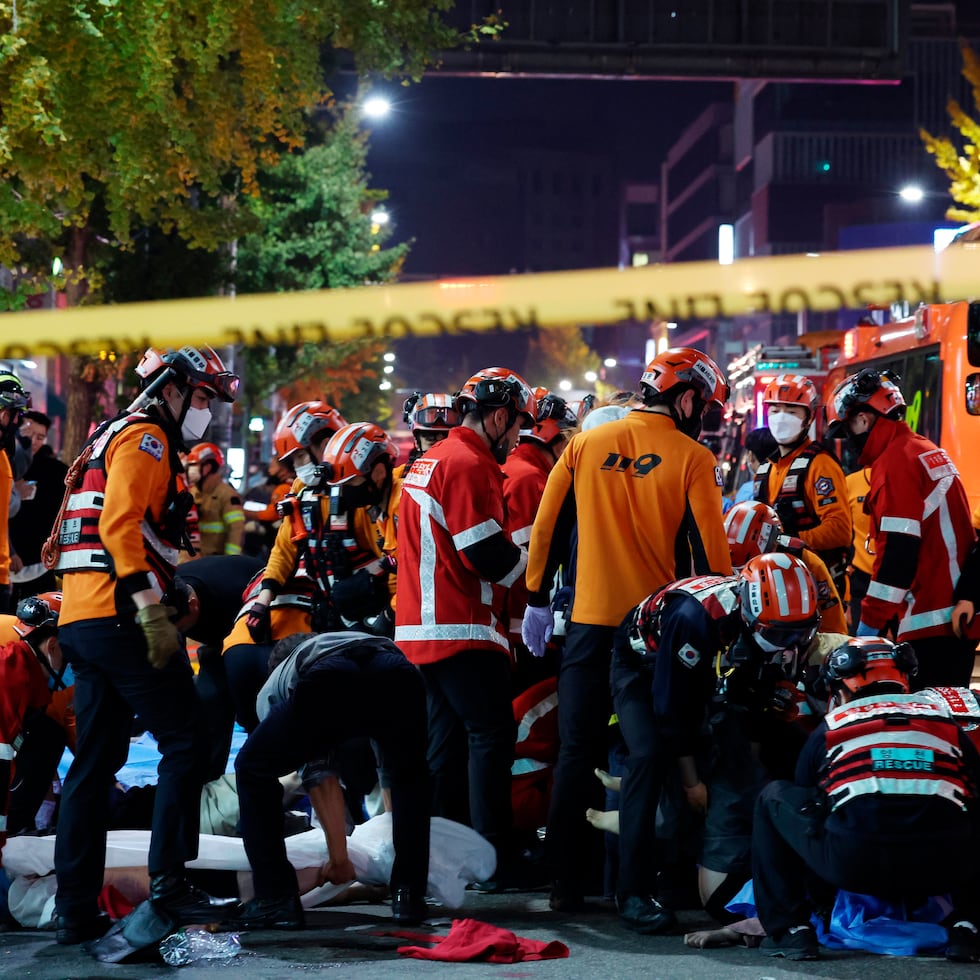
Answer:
[[640, 348, 729, 409], [403, 392, 461, 433], [763, 374, 819, 415], [135, 346, 239, 403], [825, 369, 906, 439], [724, 502, 783, 568], [819, 637, 917, 697], [738, 553, 819, 663], [321, 422, 398, 485], [454, 368, 537, 426], [185, 442, 224, 471], [524, 390, 579, 446], [14, 591, 62, 638], [273, 401, 347, 462]]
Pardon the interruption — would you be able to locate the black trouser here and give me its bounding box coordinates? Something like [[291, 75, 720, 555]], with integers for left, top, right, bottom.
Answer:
[[224, 641, 275, 733], [55, 616, 206, 923], [235, 650, 430, 899], [752, 780, 980, 936], [545, 621, 615, 895], [195, 643, 236, 782], [420, 649, 515, 856], [905, 634, 978, 690], [7, 710, 67, 834]]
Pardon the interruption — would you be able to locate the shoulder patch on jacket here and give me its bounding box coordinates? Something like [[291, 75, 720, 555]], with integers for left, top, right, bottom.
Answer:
[[918, 448, 958, 481], [138, 433, 165, 461], [814, 476, 835, 496], [404, 458, 437, 488], [714, 466, 724, 487]]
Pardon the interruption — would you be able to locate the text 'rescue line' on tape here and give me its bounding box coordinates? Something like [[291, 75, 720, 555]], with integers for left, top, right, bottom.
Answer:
[[1, 244, 978, 359]]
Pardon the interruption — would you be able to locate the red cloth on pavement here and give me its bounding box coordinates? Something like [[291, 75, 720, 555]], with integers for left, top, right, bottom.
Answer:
[[393, 917, 569, 962], [97, 884, 134, 920]]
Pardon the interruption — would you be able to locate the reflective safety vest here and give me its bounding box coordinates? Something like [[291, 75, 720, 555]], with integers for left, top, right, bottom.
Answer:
[[820, 694, 973, 813], [54, 414, 189, 594], [754, 444, 850, 578]]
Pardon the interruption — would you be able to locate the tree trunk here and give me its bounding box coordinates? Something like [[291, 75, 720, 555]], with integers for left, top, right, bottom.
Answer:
[[60, 227, 95, 462]]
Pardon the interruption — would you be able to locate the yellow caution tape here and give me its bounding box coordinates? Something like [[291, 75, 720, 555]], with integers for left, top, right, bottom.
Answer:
[[2, 244, 978, 358]]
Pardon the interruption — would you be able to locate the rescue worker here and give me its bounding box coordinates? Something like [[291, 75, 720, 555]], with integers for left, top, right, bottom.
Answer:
[[396, 367, 536, 887], [179, 442, 244, 560], [826, 368, 979, 687], [522, 347, 732, 913], [0, 594, 64, 888], [753, 374, 852, 596], [384, 393, 462, 568], [0, 592, 73, 838], [317, 420, 399, 634], [613, 553, 822, 934], [731, 427, 777, 506], [724, 501, 847, 633], [233, 401, 346, 727], [752, 637, 980, 962], [51, 346, 241, 946], [234, 631, 430, 930], [502, 388, 578, 689], [0, 372, 31, 614]]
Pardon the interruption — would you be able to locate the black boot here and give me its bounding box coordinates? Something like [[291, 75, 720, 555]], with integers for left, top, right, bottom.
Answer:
[[149, 872, 240, 925], [236, 894, 305, 931], [391, 887, 428, 925]]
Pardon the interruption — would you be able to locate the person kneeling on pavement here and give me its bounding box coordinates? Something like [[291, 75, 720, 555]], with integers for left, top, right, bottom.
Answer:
[[234, 631, 430, 930], [753, 636, 980, 962]]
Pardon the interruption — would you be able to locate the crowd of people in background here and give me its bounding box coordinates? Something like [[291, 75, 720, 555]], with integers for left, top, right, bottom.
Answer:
[[1, 341, 980, 964]]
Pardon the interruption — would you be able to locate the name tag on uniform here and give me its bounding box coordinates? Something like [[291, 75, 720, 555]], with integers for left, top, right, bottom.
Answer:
[[404, 459, 438, 488]]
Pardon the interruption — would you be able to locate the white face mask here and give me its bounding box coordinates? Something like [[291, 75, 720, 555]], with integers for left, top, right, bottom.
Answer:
[[181, 406, 212, 443], [295, 461, 320, 486], [767, 412, 805, 445]]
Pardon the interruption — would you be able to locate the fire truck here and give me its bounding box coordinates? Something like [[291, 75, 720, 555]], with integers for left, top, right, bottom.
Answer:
[[824, 300, 980, 512]]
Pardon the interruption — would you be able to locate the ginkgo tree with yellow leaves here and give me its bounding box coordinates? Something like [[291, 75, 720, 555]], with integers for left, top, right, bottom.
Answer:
[[921, 39, 980, 224]]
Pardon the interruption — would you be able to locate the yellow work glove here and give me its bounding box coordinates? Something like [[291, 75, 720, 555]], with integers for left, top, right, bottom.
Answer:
[[136, 603, 181, 669]]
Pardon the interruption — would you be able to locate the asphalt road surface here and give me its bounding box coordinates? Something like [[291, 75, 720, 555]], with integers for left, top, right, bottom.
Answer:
[[0, 890, 965, 978]]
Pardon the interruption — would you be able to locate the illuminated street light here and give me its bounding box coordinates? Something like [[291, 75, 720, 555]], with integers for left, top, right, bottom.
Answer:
[[362, 95, 391, 120], [383, 352, 396, 362], [558, 379, 572, 392], [899, 185, 925, 203], [584, 370, 598, 383], [371, 208, 390, 225], [248, 417, 265, 433], [383, 365, 394, 374], [379, 380, 392, 391], [604, 357, 617, 368]]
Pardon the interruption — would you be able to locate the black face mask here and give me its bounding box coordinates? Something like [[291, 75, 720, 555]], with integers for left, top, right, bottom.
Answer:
[[847, 417, 875, 455], [674, 394, 705, 440], [342, 481, 381, 510]]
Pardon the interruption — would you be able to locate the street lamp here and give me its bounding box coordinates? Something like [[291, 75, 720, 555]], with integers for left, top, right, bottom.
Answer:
[[584, 370, 598, 383], [362, 95, 391, 120], [604, 357, 617, 368], [371, 208, 390, 226], [558, 379, 572, 392], [899, 185, 925, 204]]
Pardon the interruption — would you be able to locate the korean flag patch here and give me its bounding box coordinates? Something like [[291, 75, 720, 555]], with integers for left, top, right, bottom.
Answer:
[[677, 643, 701, 669], [714, 466, 724, 487], [138, 432, 165, 461]]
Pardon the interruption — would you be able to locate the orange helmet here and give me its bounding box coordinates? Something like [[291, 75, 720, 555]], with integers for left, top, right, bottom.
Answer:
[[185, 442, 224, 471], [14, 591, 62, 638], [738, 553, 819, 663], [454, 368, 537, 425], [818, 637, 917, 697], [321, 422, 398, 485], [640, 348, 729, 409], [135, 346, 239, 403], [724, 501, 783, 568], [825, 369, 906, 439], [273, 401, 347, 462], [763, 374, 819, 415], [403, 392, 462, 433], [524, 390, 579, 446]]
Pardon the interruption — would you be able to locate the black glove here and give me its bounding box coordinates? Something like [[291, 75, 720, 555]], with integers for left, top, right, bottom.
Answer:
[[330, 569, 390, 621], [0, 583, 11, 615], [245, 601, 272, 644]]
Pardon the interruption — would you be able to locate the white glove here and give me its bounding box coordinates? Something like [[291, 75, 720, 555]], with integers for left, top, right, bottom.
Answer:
[[522, 604, 554, 658]]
